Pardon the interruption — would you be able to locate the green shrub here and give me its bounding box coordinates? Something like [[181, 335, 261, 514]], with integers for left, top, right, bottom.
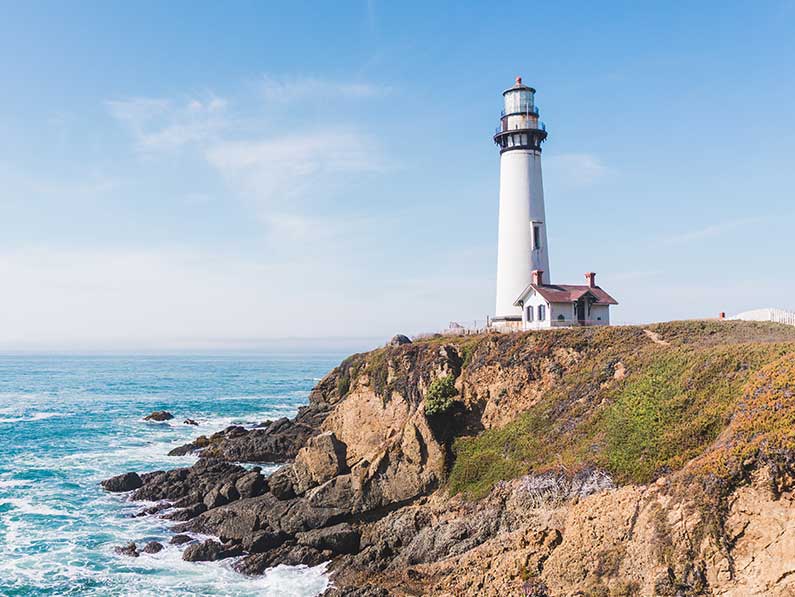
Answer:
[[425, 375, 458, 416]]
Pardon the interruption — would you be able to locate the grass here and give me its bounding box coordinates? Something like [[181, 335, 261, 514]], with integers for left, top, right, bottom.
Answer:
[[447, 327, 795, 498]]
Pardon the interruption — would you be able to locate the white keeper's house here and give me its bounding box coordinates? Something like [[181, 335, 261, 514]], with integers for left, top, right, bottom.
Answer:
[[491, 77, 619, 331]]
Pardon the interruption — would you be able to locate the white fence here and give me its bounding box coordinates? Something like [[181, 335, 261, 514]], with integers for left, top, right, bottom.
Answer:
[[731, 308, 795, 327]]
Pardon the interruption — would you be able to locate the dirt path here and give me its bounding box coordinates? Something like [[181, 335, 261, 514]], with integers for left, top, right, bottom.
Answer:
[[643, 329, 670, 346]]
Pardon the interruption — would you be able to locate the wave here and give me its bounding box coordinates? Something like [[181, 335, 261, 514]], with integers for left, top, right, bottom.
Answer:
[[0, 497, 72, 517], [0, 412, 65, 424]]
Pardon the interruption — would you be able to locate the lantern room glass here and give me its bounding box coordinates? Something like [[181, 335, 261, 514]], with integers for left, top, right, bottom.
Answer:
[[504, 89, 534, 115]]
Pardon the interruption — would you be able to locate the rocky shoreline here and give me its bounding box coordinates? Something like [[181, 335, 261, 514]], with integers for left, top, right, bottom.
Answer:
[[102, 322, 795, 596]]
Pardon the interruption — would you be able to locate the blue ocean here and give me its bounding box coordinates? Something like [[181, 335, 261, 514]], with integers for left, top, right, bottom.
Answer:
[[0, 354, 344, 596]]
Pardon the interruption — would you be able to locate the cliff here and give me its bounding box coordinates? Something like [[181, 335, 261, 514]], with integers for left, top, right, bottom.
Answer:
[[103, 320, 795, 596]]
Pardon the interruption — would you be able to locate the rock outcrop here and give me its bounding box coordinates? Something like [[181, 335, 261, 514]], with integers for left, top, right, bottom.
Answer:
[[102, 472, 143, 492], [101, 321, 795, 596], [144, 411, 174, 421]]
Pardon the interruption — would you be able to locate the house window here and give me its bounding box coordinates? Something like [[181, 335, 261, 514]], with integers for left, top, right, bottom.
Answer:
[[527, 306, 534, 322], [538, 304, 546, 321], [532, 225, 541, 250]]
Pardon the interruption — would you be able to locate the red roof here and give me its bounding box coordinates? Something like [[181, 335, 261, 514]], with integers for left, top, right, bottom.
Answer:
[[515, 284, 618, 306]]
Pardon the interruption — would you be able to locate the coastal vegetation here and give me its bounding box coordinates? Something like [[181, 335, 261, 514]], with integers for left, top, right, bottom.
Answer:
[[447, 322, 795, 498]]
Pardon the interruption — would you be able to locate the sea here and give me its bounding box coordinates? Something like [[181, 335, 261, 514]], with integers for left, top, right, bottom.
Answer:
[[0, 353, 346, 597]]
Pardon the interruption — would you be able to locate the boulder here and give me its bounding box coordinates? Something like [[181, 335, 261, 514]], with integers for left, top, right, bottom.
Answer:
[[297, 523, 360, 555], [114, 542, 139, 557], [170, 534, 193, 545], [243, 529, 289, 553], [183, 419, 199, 426], [142, 541, 164, 554], [102, 472, 143, 492], [268, 467, 296, 500], [203, 487, 228, 510], [235, 470, 267, 499], [144, 411, 174, 422], [182, 539, 243, 562], [292, 432, 348, 495], [163, 502, 207, 522], [389, 334, 412, 346]]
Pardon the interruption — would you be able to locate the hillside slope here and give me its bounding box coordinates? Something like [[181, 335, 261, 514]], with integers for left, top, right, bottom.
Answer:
[[104, 321, 795, 596]]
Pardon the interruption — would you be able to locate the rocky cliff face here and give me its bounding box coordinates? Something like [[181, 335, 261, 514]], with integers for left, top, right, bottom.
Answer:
[[103, 321, 795, 596]]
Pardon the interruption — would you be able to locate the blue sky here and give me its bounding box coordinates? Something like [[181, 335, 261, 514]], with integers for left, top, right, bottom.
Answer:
[[1, 1, 794, 350]]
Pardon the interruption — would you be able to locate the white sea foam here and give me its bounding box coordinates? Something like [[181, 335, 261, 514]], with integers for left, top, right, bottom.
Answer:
[[0, 498, 73, 517], [0, 411, 65, 424]]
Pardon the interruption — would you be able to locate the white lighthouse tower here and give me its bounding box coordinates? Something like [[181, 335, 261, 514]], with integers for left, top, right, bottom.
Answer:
[[493, 77, 550, 326]]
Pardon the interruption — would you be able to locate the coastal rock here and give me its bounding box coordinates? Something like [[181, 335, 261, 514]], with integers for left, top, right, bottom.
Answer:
[[235, 469, 267, 499], [142, 541, 164, 554], [170, 534, 193, 545], [168, 410, 331, 463], [128, 459, 248, 504], [389, 334, 412, 347], [292, 432, 348, 495], [144, 411, 174, 422], [133, 501, 170, 517], [323, 587, 391, 597], [183, 418, 199, 426], [163, 502, 207, 522], [242, 529, 289, 553], [268, 466, 297, 500], [114, 542, 139, 557], [101, 472, 143, 492], [182, 539, 242, 562], [234, 543, 327, 575], [296, 523, 360, 555]]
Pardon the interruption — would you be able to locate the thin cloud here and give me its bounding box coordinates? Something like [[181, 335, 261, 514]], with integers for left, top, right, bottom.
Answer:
[[107, 94, 228, 153], [661, 217, 760, 245], [260, 74, 389, 102], [544, 153, 610, 188], [108, 78, 391, 239]]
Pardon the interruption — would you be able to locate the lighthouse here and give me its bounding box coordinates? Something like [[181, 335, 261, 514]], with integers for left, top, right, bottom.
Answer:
[[492, 77, 550, 326]]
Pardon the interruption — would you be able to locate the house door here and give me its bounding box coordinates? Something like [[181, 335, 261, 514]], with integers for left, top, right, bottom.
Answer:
[[576, 299, 586, 324]]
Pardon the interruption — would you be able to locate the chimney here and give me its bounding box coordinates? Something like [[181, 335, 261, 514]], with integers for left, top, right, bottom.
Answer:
[[585, 272, 596, 288], [531, 269, 544, 285]]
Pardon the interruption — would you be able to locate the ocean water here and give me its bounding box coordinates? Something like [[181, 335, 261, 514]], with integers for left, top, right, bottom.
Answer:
[[0, 354, 343, 597]]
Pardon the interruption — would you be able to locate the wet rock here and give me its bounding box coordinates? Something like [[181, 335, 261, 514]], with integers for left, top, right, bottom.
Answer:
[[297, 523, 360, 555], [182, 539, 243, 562], [133, 501, 170, 517], [323, 587, 391, 597], [234, 543, 327, 575], [183, 418, 199, 426], [168, 404, 332, 463], [129, 459, 247, 503], [162, 502, 207, 522], [114, 542, 139, 557], [170, 534, 194, 545], [102, 472, 143, 492], [144, 411, 174, 422], [389, 334, 412, 346], [142, 541, 164, 554]]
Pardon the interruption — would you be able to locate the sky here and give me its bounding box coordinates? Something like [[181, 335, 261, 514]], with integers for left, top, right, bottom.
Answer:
[[0, 1, 794, 351]]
